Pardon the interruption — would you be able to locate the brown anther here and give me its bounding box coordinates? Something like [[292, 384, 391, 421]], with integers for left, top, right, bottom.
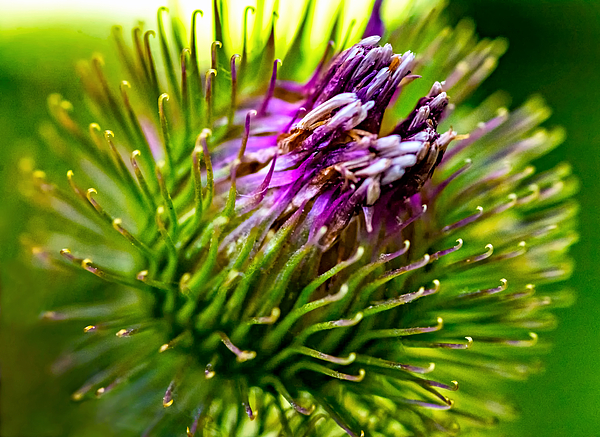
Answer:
[[389, 56, 401, 72]]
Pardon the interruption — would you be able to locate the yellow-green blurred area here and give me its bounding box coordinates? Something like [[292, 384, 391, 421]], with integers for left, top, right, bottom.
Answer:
[[0, 0, 598, 436]]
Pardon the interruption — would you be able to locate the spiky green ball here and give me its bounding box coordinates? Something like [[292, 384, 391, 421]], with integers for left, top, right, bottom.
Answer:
[[24, 1, 576, 436]]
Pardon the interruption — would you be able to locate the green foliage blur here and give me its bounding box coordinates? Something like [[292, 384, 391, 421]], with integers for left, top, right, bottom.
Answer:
[[1, 1, 598, 436]]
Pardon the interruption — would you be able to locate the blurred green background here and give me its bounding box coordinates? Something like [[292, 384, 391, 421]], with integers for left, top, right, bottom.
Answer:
[[445, 1, 600, 436], [1, 0, 598, 436]]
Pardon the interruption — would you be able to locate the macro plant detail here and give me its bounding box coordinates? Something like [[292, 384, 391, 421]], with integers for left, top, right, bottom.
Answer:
[[22, 0, 578, 435]]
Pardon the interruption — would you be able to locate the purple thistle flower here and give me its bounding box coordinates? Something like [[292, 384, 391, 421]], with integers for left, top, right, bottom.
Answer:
[[23, 1, 577, 436]]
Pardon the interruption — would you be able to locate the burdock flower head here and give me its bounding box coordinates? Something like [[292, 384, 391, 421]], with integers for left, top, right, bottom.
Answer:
[[24, 0, 577, 435]]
